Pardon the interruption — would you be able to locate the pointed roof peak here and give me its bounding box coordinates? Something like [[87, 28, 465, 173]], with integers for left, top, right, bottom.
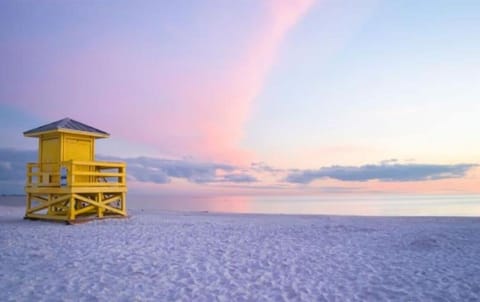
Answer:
[[24, 117, 109, 138]]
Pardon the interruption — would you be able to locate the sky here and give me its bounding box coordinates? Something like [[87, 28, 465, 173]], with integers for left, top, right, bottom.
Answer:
[[1, 0, 480, 197]]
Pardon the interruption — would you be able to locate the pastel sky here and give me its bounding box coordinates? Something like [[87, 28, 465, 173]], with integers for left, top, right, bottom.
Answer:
[[1, 0, 480, 196]]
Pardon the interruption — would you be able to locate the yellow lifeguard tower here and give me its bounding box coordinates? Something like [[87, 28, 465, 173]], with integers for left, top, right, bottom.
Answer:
[[24, 118, 127, 223]]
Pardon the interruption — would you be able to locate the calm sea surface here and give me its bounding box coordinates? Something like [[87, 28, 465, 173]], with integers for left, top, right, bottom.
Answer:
[[129, 194, 480, 217], [3, 194, 479, 217]]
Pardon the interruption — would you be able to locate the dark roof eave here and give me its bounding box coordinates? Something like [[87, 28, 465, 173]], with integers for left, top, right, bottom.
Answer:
[[23, 118, 110, 137]]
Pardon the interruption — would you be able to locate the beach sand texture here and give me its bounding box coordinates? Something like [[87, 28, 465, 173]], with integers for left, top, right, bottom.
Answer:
[[1, 196, 480, 301]]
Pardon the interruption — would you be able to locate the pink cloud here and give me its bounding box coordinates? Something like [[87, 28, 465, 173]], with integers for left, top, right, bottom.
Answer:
[[6, 1, 315, 164], [311, 166, 480, 194]]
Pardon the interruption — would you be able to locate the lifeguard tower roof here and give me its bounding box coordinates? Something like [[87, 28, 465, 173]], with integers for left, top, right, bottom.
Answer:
[[23, 117, 109, 138]]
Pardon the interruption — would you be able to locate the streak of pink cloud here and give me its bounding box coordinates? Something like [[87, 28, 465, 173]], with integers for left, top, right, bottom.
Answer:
[[193, 0, 315, 163]]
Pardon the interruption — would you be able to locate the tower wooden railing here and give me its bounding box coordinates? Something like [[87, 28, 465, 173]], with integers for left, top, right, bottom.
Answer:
[[25, 160, 127, 223], [26, 160, 126, 188]]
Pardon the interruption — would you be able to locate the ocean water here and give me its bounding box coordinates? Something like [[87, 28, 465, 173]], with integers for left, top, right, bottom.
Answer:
[[129, 194, 480, 217], [3, 194, 479, 217]]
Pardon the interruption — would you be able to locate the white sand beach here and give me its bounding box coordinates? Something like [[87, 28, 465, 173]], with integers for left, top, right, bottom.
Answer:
[[1, 196, 480, 301]]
